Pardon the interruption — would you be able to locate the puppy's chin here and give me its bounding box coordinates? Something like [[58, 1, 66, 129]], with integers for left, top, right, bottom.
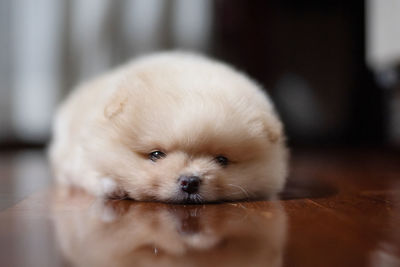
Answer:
[[168, 193, 206, 204], [124, 187, 211, 204], [123, 183, 271, 204], [128, 193, 224, 204]]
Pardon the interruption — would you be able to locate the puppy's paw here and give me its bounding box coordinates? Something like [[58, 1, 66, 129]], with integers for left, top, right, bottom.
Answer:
[[99, 177, 128, 199]]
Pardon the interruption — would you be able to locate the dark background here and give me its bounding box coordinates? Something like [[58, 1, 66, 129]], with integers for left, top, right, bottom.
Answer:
[[213, 0, 386, 146]]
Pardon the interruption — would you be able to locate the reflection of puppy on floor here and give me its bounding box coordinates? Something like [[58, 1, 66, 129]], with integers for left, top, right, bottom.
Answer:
[[51, 191, 287, 267], [49, 52, 288, 203]]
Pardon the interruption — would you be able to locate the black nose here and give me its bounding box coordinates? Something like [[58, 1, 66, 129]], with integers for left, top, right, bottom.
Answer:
[[179, 176, 200, 194]]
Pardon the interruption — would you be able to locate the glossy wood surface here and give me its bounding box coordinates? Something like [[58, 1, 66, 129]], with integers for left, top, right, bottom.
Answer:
[[0, 148, 399, 267]]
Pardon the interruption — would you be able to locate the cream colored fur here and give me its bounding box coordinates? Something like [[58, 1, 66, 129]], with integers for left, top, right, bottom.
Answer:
[[49, 52, 288, 202]]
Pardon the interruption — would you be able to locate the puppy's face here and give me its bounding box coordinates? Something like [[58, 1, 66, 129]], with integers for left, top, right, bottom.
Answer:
[[91, 68, 287, 203]]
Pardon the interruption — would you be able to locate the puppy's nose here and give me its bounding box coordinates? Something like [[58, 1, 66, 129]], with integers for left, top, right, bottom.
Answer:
[[179, 176, 200, 194]]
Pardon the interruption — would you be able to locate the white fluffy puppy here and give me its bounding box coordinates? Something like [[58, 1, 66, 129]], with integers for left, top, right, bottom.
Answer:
[[49, 52, 288, 203]]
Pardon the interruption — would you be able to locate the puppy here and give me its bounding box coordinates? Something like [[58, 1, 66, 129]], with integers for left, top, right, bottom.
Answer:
[[49, 52, 288, 203]]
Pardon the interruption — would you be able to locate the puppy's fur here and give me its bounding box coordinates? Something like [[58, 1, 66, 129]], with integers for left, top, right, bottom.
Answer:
[[49, 52, 288, 203]]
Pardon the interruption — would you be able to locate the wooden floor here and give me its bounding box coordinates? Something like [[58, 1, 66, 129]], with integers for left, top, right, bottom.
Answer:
[[0, 148, 399, 267]]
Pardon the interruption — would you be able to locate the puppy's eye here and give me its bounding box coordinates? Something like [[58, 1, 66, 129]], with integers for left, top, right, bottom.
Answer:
[[215, 155, 229, 167], [149, 151, 166, 162]]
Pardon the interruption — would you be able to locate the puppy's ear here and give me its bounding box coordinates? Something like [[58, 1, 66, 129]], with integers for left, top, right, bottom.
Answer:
[[104, 88, 130, 119], [263, 113, 283, 144], [104, 75, 147, 119]]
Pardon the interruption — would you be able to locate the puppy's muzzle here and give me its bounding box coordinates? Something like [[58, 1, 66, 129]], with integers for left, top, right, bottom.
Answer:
[[178, 175, 201, 194]]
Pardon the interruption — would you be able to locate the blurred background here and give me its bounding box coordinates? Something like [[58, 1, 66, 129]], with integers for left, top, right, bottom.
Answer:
[[1, 0, 400, 149]]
